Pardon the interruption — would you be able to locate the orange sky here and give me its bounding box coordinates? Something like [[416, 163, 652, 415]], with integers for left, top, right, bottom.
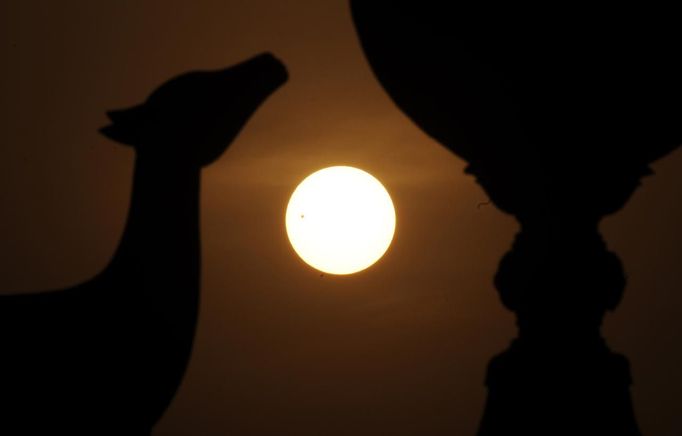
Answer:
[[1, 1, 681, 434]]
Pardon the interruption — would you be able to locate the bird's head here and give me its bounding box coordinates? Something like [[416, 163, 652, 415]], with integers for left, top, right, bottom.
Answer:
[[100, 52, 288, 166]]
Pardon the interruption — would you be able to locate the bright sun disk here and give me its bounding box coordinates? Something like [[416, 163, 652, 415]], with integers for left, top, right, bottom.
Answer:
[[285, 166, 396, 275]]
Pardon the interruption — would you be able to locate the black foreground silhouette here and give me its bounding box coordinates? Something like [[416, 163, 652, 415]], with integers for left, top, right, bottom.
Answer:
[[0, 53, 287, 434], [351, 3, 681, 435]]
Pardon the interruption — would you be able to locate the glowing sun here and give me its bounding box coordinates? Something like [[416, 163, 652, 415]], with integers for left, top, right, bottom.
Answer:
[[285, 166, 396, 275]]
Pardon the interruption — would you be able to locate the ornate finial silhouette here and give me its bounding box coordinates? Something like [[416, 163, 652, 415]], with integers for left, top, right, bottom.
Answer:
[[351, 3, 681, 434], [1, 53, 287, 434]]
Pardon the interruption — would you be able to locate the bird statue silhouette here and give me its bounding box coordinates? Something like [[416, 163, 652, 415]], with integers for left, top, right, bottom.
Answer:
[[0, 52, 288, 435]]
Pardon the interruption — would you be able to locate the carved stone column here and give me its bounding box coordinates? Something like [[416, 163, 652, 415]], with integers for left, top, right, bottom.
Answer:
[[351, 3, 681, 434]]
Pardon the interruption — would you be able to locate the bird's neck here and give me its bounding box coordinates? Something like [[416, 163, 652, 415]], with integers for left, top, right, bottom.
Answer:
[[103, 150, 202, 337]]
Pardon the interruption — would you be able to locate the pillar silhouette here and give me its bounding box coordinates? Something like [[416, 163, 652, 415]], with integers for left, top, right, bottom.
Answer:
[[351, 3, 682, 434]]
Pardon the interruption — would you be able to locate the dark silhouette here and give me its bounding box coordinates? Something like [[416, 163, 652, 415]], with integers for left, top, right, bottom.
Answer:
[[0, 53, 287, 434], [351, 3, 681, 434]]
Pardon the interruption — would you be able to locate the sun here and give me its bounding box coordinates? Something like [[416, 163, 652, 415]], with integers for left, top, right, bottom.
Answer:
[[285, 166, 396, 275]]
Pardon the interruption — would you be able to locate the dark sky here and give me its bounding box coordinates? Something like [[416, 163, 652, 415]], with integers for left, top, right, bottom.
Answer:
[[1, 1, 681, 434]]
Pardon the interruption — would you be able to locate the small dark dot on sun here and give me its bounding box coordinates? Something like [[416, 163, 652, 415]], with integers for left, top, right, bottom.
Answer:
[[300, 214, 304, 219]]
